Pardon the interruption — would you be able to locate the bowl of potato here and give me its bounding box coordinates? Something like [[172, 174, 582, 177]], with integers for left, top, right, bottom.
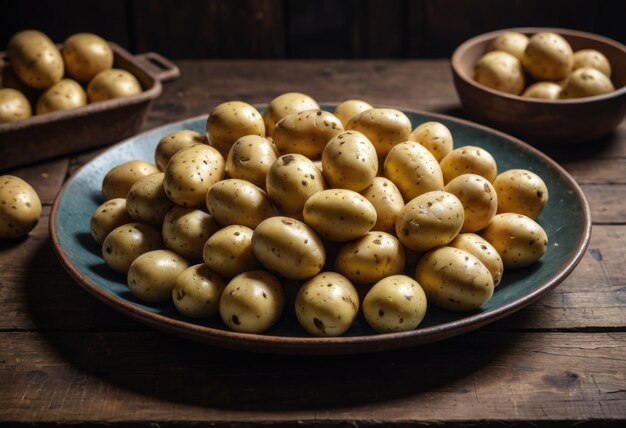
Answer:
[[451, 27, 626, 145]]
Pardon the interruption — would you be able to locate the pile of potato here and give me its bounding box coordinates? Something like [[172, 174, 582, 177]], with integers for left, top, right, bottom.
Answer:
[[0, 30, 141, 124], [91, 93, 550, 336], [474, 31, 615, 99]]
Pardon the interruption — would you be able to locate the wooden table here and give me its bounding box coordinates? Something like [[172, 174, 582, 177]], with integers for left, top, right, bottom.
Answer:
[[1, 60, 625, 427]]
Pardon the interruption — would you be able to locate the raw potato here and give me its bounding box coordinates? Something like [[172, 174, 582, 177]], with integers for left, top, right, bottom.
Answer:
[[206, 178, 275, 228], [203, 225, 259, 278], [360, 177, 405, 234], [408, 121, 454, 162], [102, 222, 161, 274], [295, 272, 359, 336], [395, 190, 464, 252], [333, 99, 373, 127], [265, 154, 326, 215], [322, 130, 378, 191], [127, 249, 189, 302], [334, 231, 405, 285], [7, 30, 64, 90], [0, 88, 31, 123], [0, 175, 41, 238], [572, 49, 611, 77], [90, 198, 132, 244], [0, 66, 39, 104], [363, 275, 427, 333], [36, 78, 87, 114], [252, 216, 326, 280], [162, 206, 219, 259], [263, 92, 319, 136], [226, 135, 278, 189], [493, 169, 548, 220], [490, 31, 529, 61], [384, 141, 444, 201], [273, 109, 344, 159], [87, 69, 142, 102], [449, 233, 504, 287], [347, 108, 412, 157], [522, 82, 561, 99], [482, 213, 548, 268], [415, 246, 494, 312], [522, 32, 573, 81], [172, 264, 226, 318], [62, 32, 113, 83], [303, 189, 377, 242], [206, 101, 265, 155], [440, 145, 498, 184], [220, 270, 284, 333], [102, 160, 159, 201], [155, 130, 206, 171], [444, 173, 497, 232], [474, 51, 525, 95], [164, 144, 225, 207], [560, 67, 615, 99], [126, 172, 173, 226]]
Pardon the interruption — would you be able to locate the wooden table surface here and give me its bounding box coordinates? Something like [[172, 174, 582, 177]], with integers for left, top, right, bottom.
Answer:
[[1, 60, 625, 427]]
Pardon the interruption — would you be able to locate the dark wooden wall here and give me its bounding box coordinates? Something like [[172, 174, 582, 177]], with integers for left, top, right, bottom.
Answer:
[[1, 0, 625, 59]]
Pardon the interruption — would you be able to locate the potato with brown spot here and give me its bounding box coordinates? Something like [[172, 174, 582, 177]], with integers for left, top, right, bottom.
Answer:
[[206, 178, 275, 228], [522, 32, 573, 81], [347, 108, 412, 157], [155, 130, 206, 171], [90, 198, 132, 244], [409, 121, 454, 162], [449, 233, 504, 287], [162, 206, 219, 259], [0, 175, 41, 238], [493, 169, 548, 219], [475, 51, 525, 95], [126, 172, 173, 226], [62, 33, 113, 83], [172, 264, 226, 318], [384, 141, 444, 201], [489, 31, 529, 61], [7, 30, 64, 90], [0, 88, 32, 123], [87, 69, 142, 102], [36, 78, 87, 114], [333, 99, 373, 127], [572, 49, 611, 77], [206, 101, 265, 155], [127, 249, 189, 302], [560, 67, 614, 99], [322, 130, 378, 191], [102, 222, 162, 274], [440, 145, 498, 184], [226, 135, 278, 189], [360, 177, 405, 234], [263, 92, 319, 136], [444, 173, 497, 232], [102, 160, 159, 201], [203, 225, 259, 279], [273, 109, 344, 159]]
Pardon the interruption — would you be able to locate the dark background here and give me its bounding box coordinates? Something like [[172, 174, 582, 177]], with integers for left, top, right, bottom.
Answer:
[[1, 0, 625, 59]]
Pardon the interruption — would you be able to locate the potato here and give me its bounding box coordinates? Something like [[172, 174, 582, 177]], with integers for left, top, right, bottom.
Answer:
[[572, 49, 611, 77], [7, 30, 64, 90], [163, 145, 225, 207], [0, 88, 31, 123], [347, 108, 412, 157], [493, 169, 548, 220], [482, 213, 548, 268], [102, 222, 161, 274], [444, 174, 497, 232], [415, 246, 494, 311], [490, 31, 529, 61], [252, 216, 325, 280], [127, 249, 189, 302], [363, 275, 427, 333], [62, 32, 113, 83], [266, 154, 326, 215], [162, 206, 219, 259], [0, 66, 39, 104], [303, 189, 377, 242], [172, 264, 226, 318], [273, 109, 344, 159], [408, 121, 453, 162], [90, 198, 132, 244], [560, 67, 615, 99], [206, 101, 265, 155], [220, 270, 284, 333], [384, 141, 444, 201], [522, 32, 573, 81], [333, 99, 373, 127], [449, 233, 503, 287], [360, 177, 405, 234], [334, 231, 405, 285], [155, 130, 206, 171], [522, 82, 561, 99], [263, 92, 319, 136], [0, 175, 41, 238], [125, 172, 172, 226], [225, 135, 278, 189], [36, 78, 86, 114], [102, 160, 159, 201], [322, 130, 378, 191], [206, 178, 275, 228], [440, 145, 498, 184], [203, 225, 259, 279], [87, 69, 142, 102], [295, 272, 359, 336], [474, 51, 525, 95], [396, 190, 464, 252]]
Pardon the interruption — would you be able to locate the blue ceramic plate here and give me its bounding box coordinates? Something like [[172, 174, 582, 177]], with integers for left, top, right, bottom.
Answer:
[[50, 106, 591, 354]]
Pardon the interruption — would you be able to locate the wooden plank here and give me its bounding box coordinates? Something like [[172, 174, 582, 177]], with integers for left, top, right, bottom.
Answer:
[[582, 184, 626, 224], [562, 159, 626, 185]]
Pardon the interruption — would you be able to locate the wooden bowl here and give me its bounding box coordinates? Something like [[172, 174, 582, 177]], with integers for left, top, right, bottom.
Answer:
[[451, 27, 626, 146]]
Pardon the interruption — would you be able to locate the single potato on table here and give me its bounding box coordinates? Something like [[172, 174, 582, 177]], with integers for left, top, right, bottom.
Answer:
[[0, 175, 41, 238]]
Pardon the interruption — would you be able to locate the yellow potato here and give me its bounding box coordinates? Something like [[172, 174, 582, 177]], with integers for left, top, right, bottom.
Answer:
[[154, 130, 206, 171], [101, 160, 159, 201], [333, 99, 373, 127], [572, 49, 611, 77], [522, 32, 573, 81], [560, 67, 615, 99], [162, 206, 219, 259], [0, 66, 39, 104], [225, 135, 278, 189], [273, 109, 344, 159], [490, 31, 529, 61], [172, 264, 226, 318], [36, 78, 86, 114], [0, 175, 41, 238], [203, 225, 259, 279], [493, 169, 548, 220], [263, 92, 319, 136], [347, 108, 412, 157], [360, 177, 405, 234], [206, 178, 275, 228], [127, 249, 189, 302], [90, 198, 132, 244], [322, 130, 378, 191], [87, 69, 142, 102], [408, 121, 453, 162], [449, 233, 504, 287], [444, 173, 497, 232], [7, 30, 64, 90], [440, 145, 498, 184], [522, 82, 561, 99], [0, 88, 31, 123], [206, 101, 265, 155], [126, 172, 173, 226], [474, 51, 525, 95], [62, 33, 113, 83], [384, 141, 444, 201], [102, 222, 162, 274]]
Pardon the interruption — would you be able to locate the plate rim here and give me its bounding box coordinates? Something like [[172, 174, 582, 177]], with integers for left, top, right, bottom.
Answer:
[[49, 106, 592, 354]]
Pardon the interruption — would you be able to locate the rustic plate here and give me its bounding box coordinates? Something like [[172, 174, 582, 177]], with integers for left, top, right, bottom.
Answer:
[[50, 106, 591, 354]]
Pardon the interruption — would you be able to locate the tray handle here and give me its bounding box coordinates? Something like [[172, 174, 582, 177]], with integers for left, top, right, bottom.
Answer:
[[134, 52, 180, 82]]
